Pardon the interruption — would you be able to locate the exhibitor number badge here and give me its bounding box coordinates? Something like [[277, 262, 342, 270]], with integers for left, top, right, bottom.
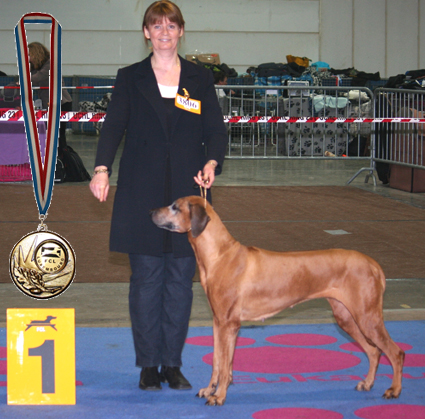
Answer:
[[9, 229, 75, 299]]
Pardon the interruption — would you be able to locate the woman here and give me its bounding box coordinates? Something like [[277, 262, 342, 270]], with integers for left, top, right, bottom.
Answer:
[[28, 42, 72, 155], [90, 1, 227, 391]]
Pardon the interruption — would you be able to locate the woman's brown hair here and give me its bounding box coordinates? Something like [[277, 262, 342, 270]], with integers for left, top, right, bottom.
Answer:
[[28, 42, 50, 70], [142, 1, 185, 44]]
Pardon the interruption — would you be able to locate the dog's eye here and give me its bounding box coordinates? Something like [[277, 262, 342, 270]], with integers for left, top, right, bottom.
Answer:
[[171, 203, 178, 211]]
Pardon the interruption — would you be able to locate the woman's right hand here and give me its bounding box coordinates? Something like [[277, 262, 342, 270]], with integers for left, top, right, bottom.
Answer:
[[90, 167, 110, 202]]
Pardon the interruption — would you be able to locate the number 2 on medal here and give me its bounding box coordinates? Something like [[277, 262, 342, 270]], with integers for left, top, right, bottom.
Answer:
[[28, 340, 56, 393]]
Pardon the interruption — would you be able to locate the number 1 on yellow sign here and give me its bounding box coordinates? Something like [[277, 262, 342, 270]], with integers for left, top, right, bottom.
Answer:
[[7, 308, 76, 405]]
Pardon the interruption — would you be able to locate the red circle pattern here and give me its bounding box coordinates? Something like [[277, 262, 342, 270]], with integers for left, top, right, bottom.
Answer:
[[191, 333, 424, 418], [380, 353, 425, 367], [339, 342, 425, 367], [203, 346, 361, 374], [355, 404, 425, 419], [186, 336, 255, 347], [0, 361, 6, 375], [266, 333, 337, 346], [339, 342, 413, 353], [253, 407, 343, 419]]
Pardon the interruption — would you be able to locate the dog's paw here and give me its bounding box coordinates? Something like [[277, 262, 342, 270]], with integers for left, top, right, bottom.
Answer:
[[355, 380, 373, 392], [382, 386, 401, 399], [197, 387, 215, 399], [205, 395, 225, 406]]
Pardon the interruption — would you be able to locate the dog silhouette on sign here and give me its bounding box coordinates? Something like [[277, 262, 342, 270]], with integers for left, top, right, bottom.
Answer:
[[25, 316, 57, 331]]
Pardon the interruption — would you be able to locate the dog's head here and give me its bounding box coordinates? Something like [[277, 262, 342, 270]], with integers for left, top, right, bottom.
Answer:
[[150, 196, 211, 238]]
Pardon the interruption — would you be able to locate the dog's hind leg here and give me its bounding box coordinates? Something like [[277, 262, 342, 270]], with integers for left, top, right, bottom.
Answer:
[[327, 298, 382, 393], [328, 297, 405, 399], [350, 306, 405, 399]]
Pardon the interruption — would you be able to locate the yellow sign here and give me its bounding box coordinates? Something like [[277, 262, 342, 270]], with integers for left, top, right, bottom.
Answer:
[[175, 93, 201, 114], [7, 308, 76, 405]]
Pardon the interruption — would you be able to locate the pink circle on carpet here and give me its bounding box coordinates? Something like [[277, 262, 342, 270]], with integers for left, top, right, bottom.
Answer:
[[380, 353, 425, 367], [0, 347, 6, 358], [266, 333, 337, 346], [203, 346, 361, 374], [0, 360, 6, 375], [355, 404, 425, 419], [186, 335, 255, 347], [253, 407, 343, 419], [340, 342, 413, 353]]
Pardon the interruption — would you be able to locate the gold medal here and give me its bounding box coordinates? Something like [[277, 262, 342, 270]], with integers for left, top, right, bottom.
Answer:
[[9, 221, 75, 299], [13, 15, 75, 299]]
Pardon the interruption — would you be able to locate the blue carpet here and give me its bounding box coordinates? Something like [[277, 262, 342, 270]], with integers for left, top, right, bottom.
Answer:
[[1, 321, 424, 419]]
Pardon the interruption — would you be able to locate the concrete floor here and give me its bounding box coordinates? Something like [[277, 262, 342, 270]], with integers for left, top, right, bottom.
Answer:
[[1, 133, 424, 328]]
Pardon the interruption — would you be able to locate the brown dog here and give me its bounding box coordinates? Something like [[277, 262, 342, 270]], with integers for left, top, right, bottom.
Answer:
[[151, 196, 405, 406]]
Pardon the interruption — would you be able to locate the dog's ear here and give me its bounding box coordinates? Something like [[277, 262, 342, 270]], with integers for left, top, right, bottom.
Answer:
[[189, 203, 210, 238]]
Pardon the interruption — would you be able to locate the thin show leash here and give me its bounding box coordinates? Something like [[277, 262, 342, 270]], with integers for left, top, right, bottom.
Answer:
[[188, 164, 214, 233], [187, 183, 207, 234], [200, 184, 208, 209], [199, 159, 217, 208]]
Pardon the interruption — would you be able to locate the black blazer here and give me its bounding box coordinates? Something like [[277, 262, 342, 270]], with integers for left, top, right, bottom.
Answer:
[[95, 55, 228, 256]]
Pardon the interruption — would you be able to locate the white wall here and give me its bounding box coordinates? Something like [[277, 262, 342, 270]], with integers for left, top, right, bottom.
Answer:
[[0, 0, 424, 78]]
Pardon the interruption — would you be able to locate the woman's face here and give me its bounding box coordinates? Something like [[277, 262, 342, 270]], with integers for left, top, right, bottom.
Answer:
[[144, 17, 183, 53]]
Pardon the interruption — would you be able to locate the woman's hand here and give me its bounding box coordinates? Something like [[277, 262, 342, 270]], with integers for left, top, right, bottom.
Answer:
[[90, 166, 110, 202], [194, 160, 217, 189]]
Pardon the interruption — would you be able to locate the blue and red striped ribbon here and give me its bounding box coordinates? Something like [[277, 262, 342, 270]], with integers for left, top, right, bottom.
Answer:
[[15, 13, 62, 216]]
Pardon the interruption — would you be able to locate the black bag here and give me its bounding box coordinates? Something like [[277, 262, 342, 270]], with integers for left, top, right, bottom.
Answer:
[[257, 62, 288, 78], [58, 145, 91, 182], [54, 157, 66, 183], [217, 63, 238, 78], [385, 74, 406, 88], [284, 62, 307, 77], [405, 69, 425, 79]]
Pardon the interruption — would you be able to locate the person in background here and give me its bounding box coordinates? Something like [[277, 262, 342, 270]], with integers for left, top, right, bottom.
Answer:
[[90, 0, 227, 392], [28, 42, 72, 157], [214, 71, 228, 98], [214, 70, 235, 97]]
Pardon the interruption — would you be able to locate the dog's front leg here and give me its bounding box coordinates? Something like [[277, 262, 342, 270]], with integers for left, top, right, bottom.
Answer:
[[197, 317, 220, 400], [204, 319, 240, 406]]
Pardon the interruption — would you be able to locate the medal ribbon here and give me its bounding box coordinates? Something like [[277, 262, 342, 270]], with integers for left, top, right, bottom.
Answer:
[[15, 13, 62, 216]]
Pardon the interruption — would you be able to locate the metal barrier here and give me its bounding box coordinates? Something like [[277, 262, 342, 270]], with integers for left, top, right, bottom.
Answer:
[[347, 87, 425, 187], [373, 87, 425, 168], [1, 83, 375, 160], [218, 85, 374, 160], [8, 80, 425, 186]]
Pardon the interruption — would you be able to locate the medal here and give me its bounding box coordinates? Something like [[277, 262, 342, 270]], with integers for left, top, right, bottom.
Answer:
[[10, 13, 75, 299], [9, 219, 75, 299]]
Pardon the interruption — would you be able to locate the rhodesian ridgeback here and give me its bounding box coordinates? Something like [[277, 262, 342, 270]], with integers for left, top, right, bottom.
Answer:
[[151, 196, 405, 406]]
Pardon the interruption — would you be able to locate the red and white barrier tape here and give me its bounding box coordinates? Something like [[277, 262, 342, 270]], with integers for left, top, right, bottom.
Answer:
[[1, 110, 425, 124], [223, 116, 425, 124], [0, 109, 106, 122], [1, 85, 114, 90]]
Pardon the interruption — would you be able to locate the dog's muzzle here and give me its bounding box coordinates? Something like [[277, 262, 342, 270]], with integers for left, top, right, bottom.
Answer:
[[150, 208, 176, 231]]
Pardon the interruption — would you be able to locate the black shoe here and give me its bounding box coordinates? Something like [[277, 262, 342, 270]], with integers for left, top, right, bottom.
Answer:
[[160, 366, 192, 390], [139, 367, 162, 391]]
